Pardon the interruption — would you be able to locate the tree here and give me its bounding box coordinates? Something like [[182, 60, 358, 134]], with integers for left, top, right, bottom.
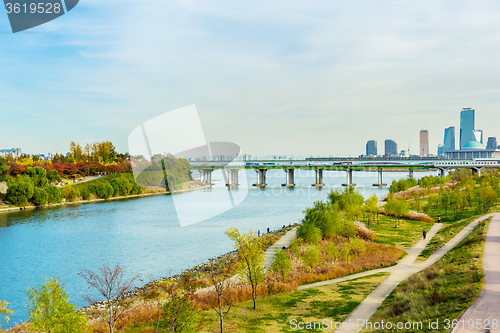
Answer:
[[208, 269, 233, 333], [0, 157, 9, 181], [477, 186, 497, 212], [79, 263, 138, 333], [225, 228, 265, 310], [45, 185, 63, 204], [6, 181, 34, 206], [32, 187, 48, 206], [271, 249, 292, 281], [0, 300, 14, 330], [364, 194, 379, 227], [95, 183, 114, 199], [25, 277, 88, 333], [62, 185, 80, 202], [25, 166, 49, 188], [47, 169, 62, 183]]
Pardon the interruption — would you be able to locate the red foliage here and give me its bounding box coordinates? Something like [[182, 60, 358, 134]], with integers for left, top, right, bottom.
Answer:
[[7, 163, 27, 176]]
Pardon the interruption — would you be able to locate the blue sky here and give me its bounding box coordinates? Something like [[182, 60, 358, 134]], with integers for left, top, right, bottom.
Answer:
[[1, 0, 500, 157]]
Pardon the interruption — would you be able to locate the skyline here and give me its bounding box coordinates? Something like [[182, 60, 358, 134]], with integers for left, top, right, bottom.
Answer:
[[2, 1, 500, 157]]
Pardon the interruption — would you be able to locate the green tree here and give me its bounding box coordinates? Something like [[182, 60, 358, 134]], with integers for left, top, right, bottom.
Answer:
[[80, 187, 92, 200], [364, 194, 379, 227], [162, 293, 200, 333], [0, 157, 10, 181], [225, 228, 265, 310], [303, 246, 320, 268], [95, 183, 114, 199], [44, 186, 63, 204], [32, 187, 48, 206], [326, 243, 340, 262], [62, 185, 80, 202], [25, 166, 49, 188], [271, 249, 292, 281], [47, 170, 62, 183], [25, 277, 88, 333], [0, 300, 14, 330], [6, 181, 34, 206], [296, 221, 322, 244], [477, 186, 497, 212]]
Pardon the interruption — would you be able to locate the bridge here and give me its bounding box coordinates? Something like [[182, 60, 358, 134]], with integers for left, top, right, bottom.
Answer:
[[188, 158, 500, 188]]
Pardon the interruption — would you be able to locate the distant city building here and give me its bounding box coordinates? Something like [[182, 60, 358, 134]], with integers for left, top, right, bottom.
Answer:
[[0, 148, 22, 158], [366, 140, 377, 156], [399, 150, 409, 157], [443, 126, 455, 151], [487, 137, 498, 150], [384, 140, 398, 156], [437, 144, 444, 156], [473, 129, 483, 144], [420, 130, 429, 156], [460, 108, 475, 149]]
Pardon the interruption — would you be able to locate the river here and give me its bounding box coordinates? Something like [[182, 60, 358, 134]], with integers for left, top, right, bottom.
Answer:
[[0, 169, 435, 327]]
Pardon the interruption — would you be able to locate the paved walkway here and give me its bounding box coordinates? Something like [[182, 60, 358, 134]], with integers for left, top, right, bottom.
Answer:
[[453, 213, 500, 333], [333, 214, 493, 333]]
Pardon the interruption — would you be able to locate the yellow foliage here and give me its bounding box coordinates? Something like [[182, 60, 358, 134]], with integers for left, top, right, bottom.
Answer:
[[17, 158, 34, 166]]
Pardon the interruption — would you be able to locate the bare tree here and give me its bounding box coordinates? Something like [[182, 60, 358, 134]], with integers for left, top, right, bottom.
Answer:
[[209, 272, 233, 333], [78, 263, 138, 333]]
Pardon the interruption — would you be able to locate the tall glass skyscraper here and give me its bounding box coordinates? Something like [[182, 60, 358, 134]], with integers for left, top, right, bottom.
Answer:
[[385, 139, 398, 156], [460, 108, 475, 149], [443, 126, 455, 151], [366, 140, 377, 156]]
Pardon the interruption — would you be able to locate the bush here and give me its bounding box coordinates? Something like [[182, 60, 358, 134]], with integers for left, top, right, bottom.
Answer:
[[303, 246, 320, 268], [342, 243, 351, 263], [271, 249, 292, 281], [289, 239, 302, 257], [44, 186, 62, 204], [61, 185, 80, 202], [326, 243, 340, 261], [80, 188, 91, 201], [95, 183, 114, 199], [110, 178, 125, 197], [6, 181, 34, 206], [297, 222, 322, 244], [349, 238, 366, 259], [32, 187, 48, 207]]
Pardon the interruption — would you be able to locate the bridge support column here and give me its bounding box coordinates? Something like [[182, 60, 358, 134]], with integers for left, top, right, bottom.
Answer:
[[438, 168, 447, 178], [409, 169, 414, 179], [253, 169, 267, 187], [199, 170, 213, 185], [311, 169, 325, 187], [472, 167, 483, 176], [373, 169, 387, 187], [226, 169, 239, 186], [282, 169, 295, 187], [342, 168, 356, 187]]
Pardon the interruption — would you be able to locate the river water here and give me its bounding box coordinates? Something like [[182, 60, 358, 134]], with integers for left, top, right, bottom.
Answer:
[[0, 169, 435, 327]]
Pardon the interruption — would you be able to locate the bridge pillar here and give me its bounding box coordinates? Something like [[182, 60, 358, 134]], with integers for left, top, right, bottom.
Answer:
[[373, 168, 387, 187], [282, 169, 295, 187], [409, 169, 414, 179], [311, 169, 325, 187], [472, 167, 483, 176], [226, 169, 239, 186], [438, 168, 447, 178], [253, 169, 267, 187], [342, 168, 356, 187], [199, 169, 213, 185]]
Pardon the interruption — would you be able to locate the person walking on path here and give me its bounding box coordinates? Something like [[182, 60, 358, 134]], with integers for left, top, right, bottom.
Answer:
[[437, 216, 441, 223], [423, 229, 427, 239], [258, 230, 260, 237]]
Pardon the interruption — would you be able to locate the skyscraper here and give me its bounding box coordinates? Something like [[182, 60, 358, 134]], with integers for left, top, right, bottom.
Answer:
[[385, 140, 398, 156], [460, 108, 475, 149], [420, 130, 429, 156], [366, 140, 377, 156], [443, 126, 455, 151], [437, 144, 444, 156], [473, 129, 483, 144], [487, 137, 497, 150]]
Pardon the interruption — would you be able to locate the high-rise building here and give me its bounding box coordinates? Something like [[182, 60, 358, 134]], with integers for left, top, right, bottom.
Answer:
[[487, 137, 498, 150], [437, 144, 444, 156], [366, 140, 377, 156], [385, 139, 398, 156], [443, 126, 455, 151], [473, 129, 483, 144], [460, 108, 475, 149], [420, 130, 429, 156]]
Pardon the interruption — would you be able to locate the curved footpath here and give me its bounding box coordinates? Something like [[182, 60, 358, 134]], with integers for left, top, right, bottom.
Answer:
[[327, 213, 493, 333], [452, 213, 500, 333]]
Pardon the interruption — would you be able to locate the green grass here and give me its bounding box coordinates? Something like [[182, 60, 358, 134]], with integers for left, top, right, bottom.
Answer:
[[364, 218, 489, 333], [196, 273, 389, 333], [364, 214, 431, 249]]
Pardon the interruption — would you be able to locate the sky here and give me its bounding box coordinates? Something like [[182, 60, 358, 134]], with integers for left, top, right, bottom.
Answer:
[[1, 0, 500, 157]]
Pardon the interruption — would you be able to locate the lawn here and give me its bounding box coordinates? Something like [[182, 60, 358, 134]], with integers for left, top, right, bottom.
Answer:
[[364, 218, 489, 333]]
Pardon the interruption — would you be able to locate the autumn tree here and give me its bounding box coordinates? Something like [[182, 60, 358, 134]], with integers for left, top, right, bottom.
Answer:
[[225, 228, 265, 309], [79, 263, 138, 333], [25, 277, 88, 333], [0, 300, 14, 330], [205, 262, 234, 333]]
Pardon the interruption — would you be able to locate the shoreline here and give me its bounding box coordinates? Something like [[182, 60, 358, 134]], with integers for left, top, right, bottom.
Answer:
[[0, 181, 211, 215]]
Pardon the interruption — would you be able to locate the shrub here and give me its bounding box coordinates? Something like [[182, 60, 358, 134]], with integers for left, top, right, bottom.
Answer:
[[342, 243, 351, 263], [326, 243, 340, 261], [271, 249, 292, 281], [303, 246, 320, 268], [110, 178, 125, 197], [80, 188, 91, 201], [297, 222, 322, 244], [289, 239, 302, 257], [44, 186, 62, 204], [354, 221, 376, 241], [333, 218, 358, 239], [349, 238, 366, 259], [32, 187, 48, 207], [6, 181, 34, 206], [95, 183, 114, 199], [61, 185, 80, 202]]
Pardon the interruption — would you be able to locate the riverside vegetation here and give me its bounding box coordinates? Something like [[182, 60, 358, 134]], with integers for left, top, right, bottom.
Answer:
[[3, 168, 500, 332]]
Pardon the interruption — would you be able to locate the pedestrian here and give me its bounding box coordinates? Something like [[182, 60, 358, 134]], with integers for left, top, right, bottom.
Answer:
[[282, 246, 286, 250], [423, 230, 427, 240], [283, 225, 285, 229], [437, 216, 441, 223], [258, 230, 260, 237], [267, 227, 270, 233]]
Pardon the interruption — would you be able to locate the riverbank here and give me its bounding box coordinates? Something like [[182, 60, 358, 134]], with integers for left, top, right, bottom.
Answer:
[[0, 180, 210, 215]]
